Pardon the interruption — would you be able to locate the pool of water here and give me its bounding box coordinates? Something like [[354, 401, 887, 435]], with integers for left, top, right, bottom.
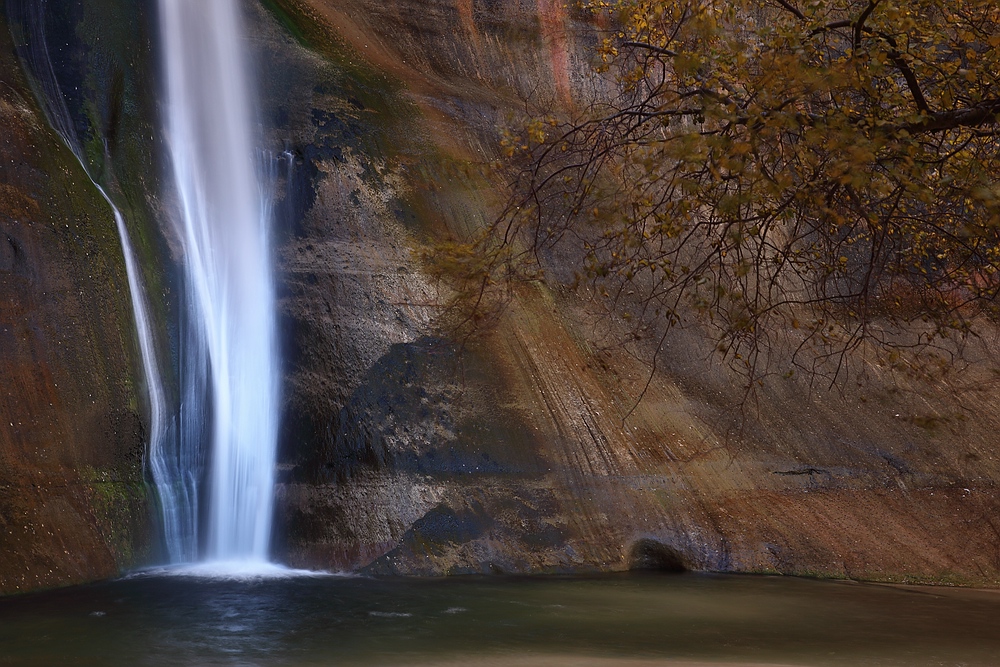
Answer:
[[0, 572, 996, 666]]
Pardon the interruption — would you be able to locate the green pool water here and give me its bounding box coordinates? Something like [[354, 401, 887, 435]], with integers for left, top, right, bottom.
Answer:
[[0, 572, 996, 666]]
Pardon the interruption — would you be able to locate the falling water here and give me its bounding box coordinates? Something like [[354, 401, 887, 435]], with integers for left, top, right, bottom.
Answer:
[[159, 0, 280, 563]]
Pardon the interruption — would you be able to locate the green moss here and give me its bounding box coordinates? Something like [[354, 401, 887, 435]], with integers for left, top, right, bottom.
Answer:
[[259, 0, 310, 46], [261, 0, 404, 113], [859, 571, 1000, 588], [737, 565, 1000, 589], [80, 466, 150, 569]]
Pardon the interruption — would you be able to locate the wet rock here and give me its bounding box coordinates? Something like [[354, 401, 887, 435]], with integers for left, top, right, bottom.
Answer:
[[0, 2, 154, 594]]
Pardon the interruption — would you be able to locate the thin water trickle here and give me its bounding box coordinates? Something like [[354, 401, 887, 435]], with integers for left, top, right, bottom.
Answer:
[[158, 0, 280, 563], [4, 0, 176, 557]]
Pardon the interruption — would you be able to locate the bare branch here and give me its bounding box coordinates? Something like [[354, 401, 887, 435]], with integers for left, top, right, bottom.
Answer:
[[622, 41, 679, 58]]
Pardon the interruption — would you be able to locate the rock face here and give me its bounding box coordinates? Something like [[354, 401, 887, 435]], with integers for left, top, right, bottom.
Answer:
[[3, 0, 1000, 596], [261, 0, 1000, 585], [0, 2, 151, 595]]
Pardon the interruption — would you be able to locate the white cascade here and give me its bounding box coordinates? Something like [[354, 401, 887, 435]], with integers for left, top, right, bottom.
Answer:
[[159, 0, 280, 563]]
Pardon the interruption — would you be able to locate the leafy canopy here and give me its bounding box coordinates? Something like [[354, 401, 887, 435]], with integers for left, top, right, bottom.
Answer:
[[438, 0, 1000, 382]]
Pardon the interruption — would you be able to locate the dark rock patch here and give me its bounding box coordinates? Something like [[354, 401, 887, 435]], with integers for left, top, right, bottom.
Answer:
[[628, 539, 688, 573]]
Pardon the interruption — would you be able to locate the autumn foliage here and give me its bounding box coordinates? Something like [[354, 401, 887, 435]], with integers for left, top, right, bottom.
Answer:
[[440, 0, 1000, 381]]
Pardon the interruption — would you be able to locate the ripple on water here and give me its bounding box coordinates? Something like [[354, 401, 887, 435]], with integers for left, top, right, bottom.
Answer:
[[1, 573, 998, 667], [368, 611, 414, 618]]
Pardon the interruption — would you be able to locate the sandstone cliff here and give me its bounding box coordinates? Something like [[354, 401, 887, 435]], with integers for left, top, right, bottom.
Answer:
[[0, 1, 151, 595], [262, 0, 1000, 585]]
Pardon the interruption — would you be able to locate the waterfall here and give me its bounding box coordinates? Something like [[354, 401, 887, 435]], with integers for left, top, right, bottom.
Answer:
[[159, 0, 280, 563], [8, 0, 282, 567]]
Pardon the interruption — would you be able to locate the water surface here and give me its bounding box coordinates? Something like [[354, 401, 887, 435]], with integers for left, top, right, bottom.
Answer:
[[0, 573, 996, 666]]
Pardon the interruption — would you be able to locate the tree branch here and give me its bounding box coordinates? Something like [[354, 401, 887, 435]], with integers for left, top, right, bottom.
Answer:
[[875, 32, 931, 113], [769, 0, 806, 21], [807, 15, 930, 114], [622, 41, 679, 58], [809, 20, 852, 37], [902, 99, 1000, 134], [853, 0, 882, 51]]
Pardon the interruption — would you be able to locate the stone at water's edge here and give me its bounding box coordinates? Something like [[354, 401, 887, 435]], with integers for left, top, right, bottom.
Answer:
[[0, 6, 151, 595]]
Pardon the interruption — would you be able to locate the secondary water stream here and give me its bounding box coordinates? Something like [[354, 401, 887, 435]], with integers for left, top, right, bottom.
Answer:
[[5, 0, 175, 557], [0, 573, 997, 666]]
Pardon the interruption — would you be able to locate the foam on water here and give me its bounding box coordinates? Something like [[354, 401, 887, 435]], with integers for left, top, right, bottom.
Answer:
[[130, 562, 342, 581]]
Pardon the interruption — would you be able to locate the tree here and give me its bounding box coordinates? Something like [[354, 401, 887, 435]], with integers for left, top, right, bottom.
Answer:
[[438, 0, 1000, 387]]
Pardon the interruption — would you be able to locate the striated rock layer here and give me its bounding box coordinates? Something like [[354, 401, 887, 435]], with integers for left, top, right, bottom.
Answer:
[[262, 0, 1000, 586], [0, 4, 150, 595]]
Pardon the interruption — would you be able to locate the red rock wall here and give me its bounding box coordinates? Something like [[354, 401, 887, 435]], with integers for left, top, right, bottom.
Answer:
[[0, 14, 150, 595]]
